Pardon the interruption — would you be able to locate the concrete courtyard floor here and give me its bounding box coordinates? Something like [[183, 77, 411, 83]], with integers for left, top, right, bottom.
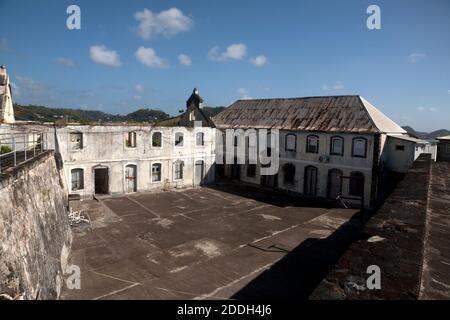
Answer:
[[61, 184, 359, 300]]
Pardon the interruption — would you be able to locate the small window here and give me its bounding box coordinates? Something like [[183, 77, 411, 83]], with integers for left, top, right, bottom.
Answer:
[[70, 132, 83, 150], [175, 132, 184, 147], [285, 134, 296, 152], [352, 138, 367, 158], [349, 172, 364, 197], [152, 132, 162, 147], [152, 163, 161, 182], [196, 132, 204, 146], [71, 169, 84, 191], [330, 136, 344, 155], [247, 164, 256, 177], [174, 160, 184, 180], [395, 145, 405, 151], [306, 135, 319, 153], [189, 111, 196, 121], [283, 163, 296, 184], [125, 132, 137, 148]]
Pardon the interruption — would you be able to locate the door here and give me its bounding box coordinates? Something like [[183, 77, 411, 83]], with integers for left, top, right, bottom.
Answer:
[[304, 166, 317, 196], [195, 160, 204, 185], [328, 169, 343, 200], [125, 165, 137, 193], [94, 168, 109, 194]]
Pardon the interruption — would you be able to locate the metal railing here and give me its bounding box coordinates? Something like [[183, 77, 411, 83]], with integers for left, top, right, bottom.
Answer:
[[0, 131, 48, 174]]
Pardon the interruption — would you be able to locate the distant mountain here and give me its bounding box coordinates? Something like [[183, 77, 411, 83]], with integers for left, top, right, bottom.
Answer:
[[201, 106, 226, 118], [13, 104, 226, 124], [402, 126, 450, 140], [14, 104, 171, 124]]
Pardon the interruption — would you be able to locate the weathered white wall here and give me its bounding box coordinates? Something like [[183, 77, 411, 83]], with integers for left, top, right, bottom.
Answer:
[[221, 129, 375, 207], [55, 125, 216, 198], [381, 137, 436, 173], [0, 151, 71, 299]]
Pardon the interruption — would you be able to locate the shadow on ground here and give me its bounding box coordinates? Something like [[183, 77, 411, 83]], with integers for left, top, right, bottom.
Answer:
[[206, 182, 338, 209], [231, 209, 374, 300]]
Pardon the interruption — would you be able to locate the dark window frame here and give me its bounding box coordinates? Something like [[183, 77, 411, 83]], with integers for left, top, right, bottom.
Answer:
[[174, 160, 184, 180], [351, 137, 368, 158], [306, 135, 319, 154], [152, 132, 162, 148], [395, 144, 405, 151], [71, 168, 84, 191], [282, 163, 296, 185], [349, 171, 365, 197], [151, 163, 162, 182], [174, 132, 184, 147], [196, 132, 205, 146], [285, 133, 297, 152], [125, 131, 137, 148], [330, 136, 344, 156]]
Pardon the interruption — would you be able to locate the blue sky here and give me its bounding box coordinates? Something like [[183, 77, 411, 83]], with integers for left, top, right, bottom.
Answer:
[[0, 0, 449, 131]]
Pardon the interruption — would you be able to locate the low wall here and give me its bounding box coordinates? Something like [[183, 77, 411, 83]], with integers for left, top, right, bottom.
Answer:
[[0, 151, 72, 299], [311, 154, 432, 299]]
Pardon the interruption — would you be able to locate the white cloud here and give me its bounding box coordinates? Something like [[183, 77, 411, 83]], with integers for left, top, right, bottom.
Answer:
[[134, 95, 142, 101], [55, 57, 76, 68], [430, 107, 438, 112], [134, 8, 193, 40], [322, 81, 344, 91], [208, 43, 247, 62], [90, 45, 122, 67], [0, 38, 12, 52], [178, 54, 192, 66], [250, 55, 267, 67], [447, 89, 450, 95], [238, 88, 252, 100], [408, 53, 426, 63], [135, 84, 144, 92], [417, 106, 438, 113], [135, 47, 169, 68]]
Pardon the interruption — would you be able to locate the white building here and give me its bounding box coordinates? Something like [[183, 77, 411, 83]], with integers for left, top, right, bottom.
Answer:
[[213, 95, 434, 208]]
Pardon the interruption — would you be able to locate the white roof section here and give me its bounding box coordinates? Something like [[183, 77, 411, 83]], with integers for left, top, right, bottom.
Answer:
[[387, 134, 429, 144], [437, 135, 450, 140], [360, 97, 406, 134]]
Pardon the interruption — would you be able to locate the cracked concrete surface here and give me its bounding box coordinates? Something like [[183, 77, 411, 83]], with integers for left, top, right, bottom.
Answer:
[[60, 185, 357, 300]]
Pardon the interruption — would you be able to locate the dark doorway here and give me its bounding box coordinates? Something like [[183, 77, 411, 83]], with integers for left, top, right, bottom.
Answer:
[[94, 168, 109, 194], [304, 166, 318, 196], [327, 169, 343, 200]]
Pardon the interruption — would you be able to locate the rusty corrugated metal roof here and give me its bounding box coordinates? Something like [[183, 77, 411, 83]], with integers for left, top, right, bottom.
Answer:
[[212, 95, 404, 134]]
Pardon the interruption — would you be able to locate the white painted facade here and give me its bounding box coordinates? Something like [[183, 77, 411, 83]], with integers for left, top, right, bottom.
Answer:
[[55, 125, 216, 198], [220, 129, 375, 208]]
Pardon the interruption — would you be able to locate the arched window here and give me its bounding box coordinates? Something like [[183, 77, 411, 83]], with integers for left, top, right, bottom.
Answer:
[[306, 135, 319, 153], [71, 168, 84, 191], [175, 132, 184, 147], [283, 163, 296, 184], [285, 134, 297, 152], [125, 131, 137, 148], [174, 160, 184, 180], [330, 136, 344, 155], [352, 137, 367, 158], [152, 163, 162, 182], [349, 172, 365, 197], [196, 132, 204, 146], [152, 132, 162, 147]]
